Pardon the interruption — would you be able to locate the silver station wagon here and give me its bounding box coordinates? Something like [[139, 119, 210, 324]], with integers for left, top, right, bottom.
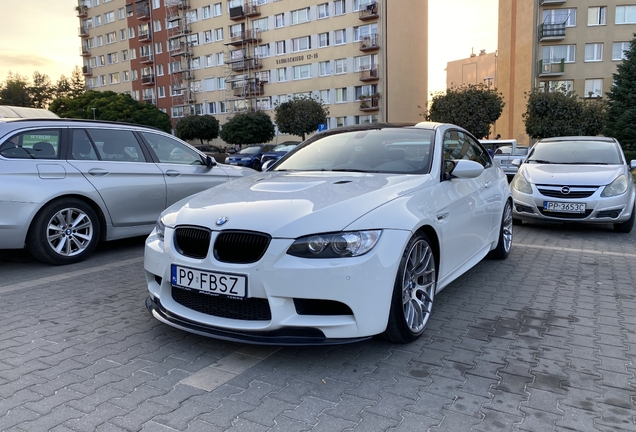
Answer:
[[0, 118, 254, 265]]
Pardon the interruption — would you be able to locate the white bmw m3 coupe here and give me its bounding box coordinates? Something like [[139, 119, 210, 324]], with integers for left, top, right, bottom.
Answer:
[[144, 122, 513, 344]]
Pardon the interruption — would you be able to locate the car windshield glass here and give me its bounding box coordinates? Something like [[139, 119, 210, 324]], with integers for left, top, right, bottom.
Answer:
[[238, 146, 261, 155], [272, 144, 296, 152], [273, 128, 435, 174], [527, 140, 622, 164]]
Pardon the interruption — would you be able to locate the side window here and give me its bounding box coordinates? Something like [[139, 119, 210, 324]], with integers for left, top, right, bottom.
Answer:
[[86, 129, 146, 162], [70, 129, 98, 160], [0, 129, 61, 159], [141, 132, 203, 165], [443, 131, 489, 167]]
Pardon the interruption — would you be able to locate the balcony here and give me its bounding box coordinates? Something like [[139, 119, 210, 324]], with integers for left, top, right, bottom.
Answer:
[[360, 34, 380, 51], [359, 65, 379, 81], [183, 71, 195, 80], [227, 29, 261, 46], [136, 1, 151, 20], [169, 23, 191, 37], [143, 94, 155, 103], [359, 95, 380, 111], [138, 30, 152, 42], [540, 0, 566, 4], [80, 46, 91, 57], [232, 80, 264, 97], [75, 4, 88, 18], [177, 0, 189, 9], [78, 25, 89, 37], [170, 43, 192, 57], [140, 54, 154, 64], [141, 74, 155, 85], [230, 57, 261, 72], [538, 59, 565, 76], [82, 65, 92, 76], [359, 2, 378, 20], [230, 3, 261, 20], [539, 22, 566, 41]]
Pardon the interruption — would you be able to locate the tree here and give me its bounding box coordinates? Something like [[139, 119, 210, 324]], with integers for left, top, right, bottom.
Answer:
[[0, 72, 31, 107], [274, 95, 329, 140], [68, 66, 86, 98], [54, 75, 72, 100], [49, 90, 171, 132], [219, 111, 275, 145], [427, 83, 504, 139], [29, 71, 54, 109], [580, 99, 606, 137], [523, 89, 590, 139], [175, 115, 220, 144], [604, 34, 636, 151]]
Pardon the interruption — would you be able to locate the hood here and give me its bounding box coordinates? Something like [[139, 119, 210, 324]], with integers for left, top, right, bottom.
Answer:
[[163, 171, 429, 237], [521, 163, 626, 186]]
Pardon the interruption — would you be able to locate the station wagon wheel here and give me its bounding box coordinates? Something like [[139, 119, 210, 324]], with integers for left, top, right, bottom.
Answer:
[[26, 198, 100, 265], [384, 233, 436, 343], [489, 200, 513, 260]]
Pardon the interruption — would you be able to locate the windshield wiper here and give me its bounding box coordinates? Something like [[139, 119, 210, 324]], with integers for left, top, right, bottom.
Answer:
[[558, 162, 609, 165], [527, 159, 552, 164], [331, 168, 373, 173]]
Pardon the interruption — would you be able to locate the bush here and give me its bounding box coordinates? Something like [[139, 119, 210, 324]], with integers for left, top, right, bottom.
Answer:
[[624, 150, 636, 162]]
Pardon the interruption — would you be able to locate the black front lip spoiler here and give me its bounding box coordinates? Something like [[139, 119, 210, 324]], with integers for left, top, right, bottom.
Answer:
[[145, 296, 371, 346]]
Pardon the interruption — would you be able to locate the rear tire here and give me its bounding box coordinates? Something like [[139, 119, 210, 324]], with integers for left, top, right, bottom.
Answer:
[[383, 233, 436, 343], [489, 200, 513, 260], [26, 198, 100, 265], [614, 204, 635, 233], [252, 159, 261, 171]]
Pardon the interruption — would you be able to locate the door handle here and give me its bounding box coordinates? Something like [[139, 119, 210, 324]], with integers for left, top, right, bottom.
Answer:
[[88, 168, 109, 176], [165, 170, 181, 177], [484, 181, 492, 188], [437, 211, 450, 220]]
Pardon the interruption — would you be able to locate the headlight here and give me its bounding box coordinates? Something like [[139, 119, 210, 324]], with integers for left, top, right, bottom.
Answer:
[[511, 172, 533, 194], [287, 230, 382, 258], [601, 175, 628, 197], [155, 217, 166, 241]]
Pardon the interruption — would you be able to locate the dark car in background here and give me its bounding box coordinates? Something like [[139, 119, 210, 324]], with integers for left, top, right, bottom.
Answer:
[[225, 144, 275, 171], [260, 142, 300, 170], [193, 144, 229, 164]]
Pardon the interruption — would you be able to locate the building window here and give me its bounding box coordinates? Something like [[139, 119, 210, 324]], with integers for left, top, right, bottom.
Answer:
[[257, 97, 271, 110], [158, 86, 165, 98], [109, 72, 120, 84], [104, 11, 115, 23], [319, 61, 331, 76], [96, 35, 103, 46], [94, 15, 102, 27], [155, 42, 162, 54], [588, 6, 606, 26], [354, 54, 377, 71], [106, 32, 116, 44], [355, 115, 378, 124], [153, 19, 161, 32], [119, 29, 127, 41], [334, 0, 345, 15], [121, 49, 128, 61], [354, 23, 377, 41], [212, 28, 222, 41], [585, 43, 603, 62], [612, 42, 630, 60], [292, 36, 311, 52], [354, 0, 375, 11], [584, 79, 603, 98], [152, 0, 160, 9], [257, 44, 270, 58], [203, 5, 211, 19], [318, 3, 329, 18], [539, 80, 573, 93], [319, 89, 330, 104], [213, 3, 222, 16], [276, 40, 286, 55], [355, 84, 377, 99], [335, 29, 346, 45], [336, 116, 347, 127], [277, 67, 287, 82], [219, 101, 227, 113], [203, 30, 212, 43], [616, 5, 636, 24], [541, 45, 576, 63], [205, 54, 214, 67], [291, 7, 310, 24], [217, 77, 225, 89], [335, 87, 347, 103], [123, 70, 130, 82], [208, 102, 217, 114], [118, 7, 125, 19], [257, 70, 270, 83], [275, 13, 285, 28], [318, 32, 329, 47], [335, 58, 347, 74], [156, 64, 164, 75], [107, 52, 118, 64], [293, 64, 311, 80], [128, 27, 135, 38], [542, 9, 576, 27], [172, 106, 185, 118], [97, 55, 105, 66], [216, 52, 224, 65], [132, 69, 138, 80]]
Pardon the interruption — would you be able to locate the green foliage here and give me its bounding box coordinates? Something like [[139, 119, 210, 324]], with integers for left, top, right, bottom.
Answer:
[[175, 115, 220, 144], [29, 71, 54, 109], [274, 95, 329, 140], [624, 150, 636, 162], [68, 66, 86, 98], [49, 90, 171, 132], [219, 111, 275, 145], [523, 89, 608, 139], [605, 33, 636, 151], [0, 72, 31, 107], [426, 83, 504, 139]]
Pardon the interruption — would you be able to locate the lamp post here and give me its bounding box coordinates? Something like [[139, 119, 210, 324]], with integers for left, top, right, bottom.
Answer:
[[91, 107, 96, 119]]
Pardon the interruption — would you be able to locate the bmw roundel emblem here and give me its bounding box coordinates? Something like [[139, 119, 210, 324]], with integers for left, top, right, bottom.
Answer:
[[216, 216, 229, 226]]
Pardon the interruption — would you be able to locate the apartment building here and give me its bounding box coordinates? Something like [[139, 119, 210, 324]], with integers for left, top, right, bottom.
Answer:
[[445, 50, 497, 90], [497, 0, 636, 144], [77, 0, 428, 134]]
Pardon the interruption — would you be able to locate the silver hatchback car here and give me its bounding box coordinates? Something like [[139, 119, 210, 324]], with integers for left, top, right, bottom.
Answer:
[[511, 136, 636, 233], [0, 118, 254, 265]]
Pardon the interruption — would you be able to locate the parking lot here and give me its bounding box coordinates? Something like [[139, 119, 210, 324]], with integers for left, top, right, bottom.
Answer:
[[0, 223, 635, 432]]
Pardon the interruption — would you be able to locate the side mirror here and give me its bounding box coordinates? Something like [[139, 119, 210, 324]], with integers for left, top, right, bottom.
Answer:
[[261, 159, 275, 172], [511, 158, 522, 167], [630, 160, 635, 171], [449, 160, 484, 179], [205, 155, 217, 168]]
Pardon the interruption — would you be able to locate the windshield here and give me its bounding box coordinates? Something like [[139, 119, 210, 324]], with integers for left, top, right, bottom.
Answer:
[[273, 128, 435, 174], [527, 140, 622, 165], [272, 144, 297, 152], [238, 146, 261, 155]]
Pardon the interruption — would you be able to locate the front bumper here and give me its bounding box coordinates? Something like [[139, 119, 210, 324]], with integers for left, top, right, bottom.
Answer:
[[144, 228, 411, 343]]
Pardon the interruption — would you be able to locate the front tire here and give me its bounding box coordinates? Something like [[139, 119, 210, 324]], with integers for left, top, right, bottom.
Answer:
[[614, 204, 635, 233], [252, 159, 261, 171], [383, 233, 436, 343], [489, 200, 513, 260], [26, 198, 100, 265]]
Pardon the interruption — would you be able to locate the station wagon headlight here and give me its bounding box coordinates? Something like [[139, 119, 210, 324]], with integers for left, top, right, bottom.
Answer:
[[511, 172, 533, 194], [601, 175, 628, 197], [155, 217, 166, 241], [287, 230, 382, 258]]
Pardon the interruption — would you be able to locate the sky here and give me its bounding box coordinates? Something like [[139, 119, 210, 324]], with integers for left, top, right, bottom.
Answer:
[[0, 0, 498, 94]]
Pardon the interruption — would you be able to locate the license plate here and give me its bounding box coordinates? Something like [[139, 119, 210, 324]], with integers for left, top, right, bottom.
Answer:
[[229, 162, 238, 165], [171, 265, 247, 300], [543, 201, 586, 213]]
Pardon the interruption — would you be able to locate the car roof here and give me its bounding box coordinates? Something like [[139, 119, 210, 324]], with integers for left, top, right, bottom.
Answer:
[[0, 117, 162, 131], [0, 106, 60, 119], [538, 136, 616, 143]]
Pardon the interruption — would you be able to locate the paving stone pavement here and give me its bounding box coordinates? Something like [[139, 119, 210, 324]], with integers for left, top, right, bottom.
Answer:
[[0, 223, 635, 432]]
